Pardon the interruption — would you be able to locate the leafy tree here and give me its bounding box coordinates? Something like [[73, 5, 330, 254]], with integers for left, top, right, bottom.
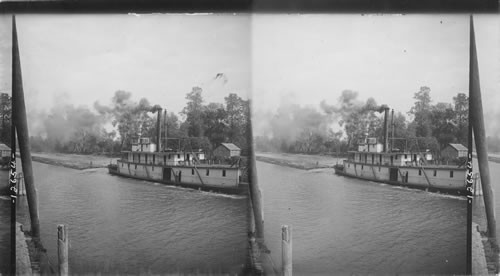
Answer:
[[453, 93, 468, 144], [203, 102, 228, 148], [94, 90, 153, 150], [224, 93, 250, 149], [181, 87, 205, 137], [409, 86, 433, 138]]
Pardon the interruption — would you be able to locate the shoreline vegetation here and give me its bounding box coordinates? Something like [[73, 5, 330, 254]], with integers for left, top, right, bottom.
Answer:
[[255, 152, 346, 170], [21, 151, 500, 172], [27, 152, 118, 170]]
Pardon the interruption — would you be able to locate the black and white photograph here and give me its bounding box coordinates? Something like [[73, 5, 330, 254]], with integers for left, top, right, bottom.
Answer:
[[0, 11, 499, 275], [250, 14, 499, 274], [0, 14, 251, 274]]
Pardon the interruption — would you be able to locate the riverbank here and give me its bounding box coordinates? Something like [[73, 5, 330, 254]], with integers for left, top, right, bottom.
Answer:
[[16, 223, 32, 275], [256, 152, 343, 170], [473, 152, 500, 163], [29, 152, 117, 170], [473, 195, 499, 274]]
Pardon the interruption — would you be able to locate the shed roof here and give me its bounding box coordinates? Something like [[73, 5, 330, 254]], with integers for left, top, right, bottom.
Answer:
[[0, 143, 10, 151], [219, 143, 240, 151], [447, 143, 468, 151]]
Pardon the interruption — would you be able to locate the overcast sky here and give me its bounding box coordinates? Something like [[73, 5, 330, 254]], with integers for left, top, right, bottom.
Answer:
[[252, 14, 500, 136], [0, 14, 251, 116], [1, 13, 499, 136]]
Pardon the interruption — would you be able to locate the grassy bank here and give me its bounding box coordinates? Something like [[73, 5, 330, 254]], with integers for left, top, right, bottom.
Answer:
[[255, 152, 344, 170], [30, 152, 118, 170], [473, 152, 500, 163]]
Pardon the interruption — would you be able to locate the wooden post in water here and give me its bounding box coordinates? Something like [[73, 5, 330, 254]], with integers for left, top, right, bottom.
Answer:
[[12, 15, 41, 239], [282, 225, 292, 276], [469, 15, 496, 239], [57, 224, 69, 276]]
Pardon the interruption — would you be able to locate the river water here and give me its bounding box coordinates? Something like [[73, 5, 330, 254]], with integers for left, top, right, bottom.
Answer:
[[16, 161, 247, 274], [258, 160, 466, 274], [0, 195, 11, 274]]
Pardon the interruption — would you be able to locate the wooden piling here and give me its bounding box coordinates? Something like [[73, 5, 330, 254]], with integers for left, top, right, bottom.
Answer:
[[469, 15, 496, 239], [57, 224, 69, 276], [12, 15, 41, 239], [281, 225, 292, 276]]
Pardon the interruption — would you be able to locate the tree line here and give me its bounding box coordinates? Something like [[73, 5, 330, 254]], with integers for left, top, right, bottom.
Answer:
[[0, 88, 249, 155], [255, 86, 472, 156]]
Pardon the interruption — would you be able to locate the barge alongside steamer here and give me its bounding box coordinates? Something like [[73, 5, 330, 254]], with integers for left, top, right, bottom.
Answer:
[[334, 106, 467, 195], [108, 108, 248, 195]]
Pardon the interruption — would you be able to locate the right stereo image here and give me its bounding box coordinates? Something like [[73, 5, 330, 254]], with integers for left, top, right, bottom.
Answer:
[[247, 13, 499, 275]]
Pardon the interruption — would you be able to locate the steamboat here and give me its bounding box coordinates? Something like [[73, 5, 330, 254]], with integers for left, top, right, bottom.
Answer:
[[108, 108, 248, 195], [334, 106, 467, 195]]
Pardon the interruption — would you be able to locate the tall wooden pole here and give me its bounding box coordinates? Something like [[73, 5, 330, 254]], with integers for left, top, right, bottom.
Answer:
[[9, 84, 17, 276], [12, 15, 41, 238], [247, 100, 264, 239], [469, 15, 496, 239], [466, 39, 474, 274]]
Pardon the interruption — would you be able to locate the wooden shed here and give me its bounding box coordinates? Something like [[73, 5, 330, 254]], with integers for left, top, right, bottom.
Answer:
[[441, 143, 468, 160], [213, 143, 241, 159]]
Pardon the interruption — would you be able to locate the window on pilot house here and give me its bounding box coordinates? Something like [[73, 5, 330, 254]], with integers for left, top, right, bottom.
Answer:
[[206, 169, 210, 176], [223, 170, 226, 177], [145, 154, 148, 163], [419, 169, 422, 176], [450, 171, 454, 178], [433, 170, 437, 177]]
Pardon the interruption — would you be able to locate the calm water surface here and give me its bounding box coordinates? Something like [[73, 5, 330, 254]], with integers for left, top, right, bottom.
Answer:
[[17, 161, 247, 274], [0, 193, 11, 274], [258, 160, 466, 274]]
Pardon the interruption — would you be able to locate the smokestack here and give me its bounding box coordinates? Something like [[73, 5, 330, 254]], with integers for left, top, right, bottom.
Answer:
[[163, 109, 167, 151], [383, 107, 390, 152], [390, 109, 394, 152], [156, 108, 162, 152]]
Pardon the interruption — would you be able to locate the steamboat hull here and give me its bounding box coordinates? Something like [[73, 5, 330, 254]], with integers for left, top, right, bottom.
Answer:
[[334, 163, 467, 196], [108, 165, 248, 195]]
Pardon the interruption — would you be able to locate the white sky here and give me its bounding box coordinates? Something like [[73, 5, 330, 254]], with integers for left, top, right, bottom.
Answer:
[[0, 14, 251, 115], [0, 13, 499, 136], [252, 14, 500, 136]]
